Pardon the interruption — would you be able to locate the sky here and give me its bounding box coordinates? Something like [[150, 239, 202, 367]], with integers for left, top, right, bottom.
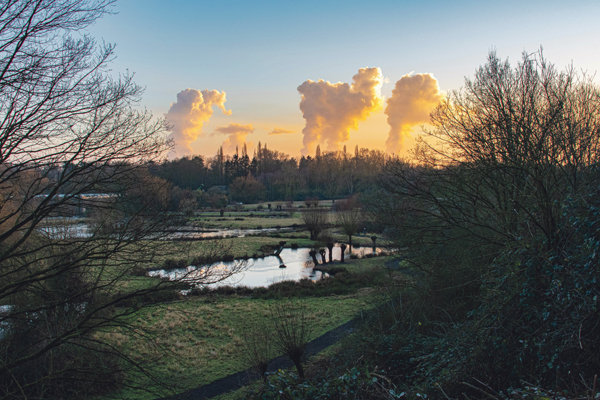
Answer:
[[88, 0, 600, 159]]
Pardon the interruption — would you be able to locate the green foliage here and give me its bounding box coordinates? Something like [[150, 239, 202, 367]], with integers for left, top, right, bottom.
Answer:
[[244, 368, 404, 400], [320, 50, 600, 400], [462, 194, 600, 389], [229, 175, 267, 204]]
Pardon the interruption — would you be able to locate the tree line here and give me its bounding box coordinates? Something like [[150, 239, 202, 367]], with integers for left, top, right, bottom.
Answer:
[[149, 144, 392, 206]]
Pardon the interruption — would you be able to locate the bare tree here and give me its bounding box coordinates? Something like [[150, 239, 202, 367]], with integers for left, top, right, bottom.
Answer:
[[335, 197, 362, 247], [269, 301, 313, 379], [369, 49, 600, 305], [368, 50, 600, 391], [301, 207, 328, 240], [0, 1, 243, 398], [240, 321, 274, 381]]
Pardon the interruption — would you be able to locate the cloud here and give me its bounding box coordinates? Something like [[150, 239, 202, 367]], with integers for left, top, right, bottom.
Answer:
[[268, 127, 295, 135], [166, 88, 232, 156], [214, 123, 254, 154], [297, 67, 383, 155], [384, 73, 443, 154]]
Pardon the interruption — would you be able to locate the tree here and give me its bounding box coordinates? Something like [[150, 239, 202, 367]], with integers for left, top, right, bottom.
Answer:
[[369, 50, 600, 392], [373, 50, 600, 268], [228, 174, 266, 204], [269, 301, 313, 379], [0, 2, 242, 398], [301, 207, 328, 241], [240, 320, 274, 381], [334, 196, 362, 247]]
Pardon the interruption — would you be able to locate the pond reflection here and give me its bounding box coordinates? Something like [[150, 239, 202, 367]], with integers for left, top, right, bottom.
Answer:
[[149, 246, 384, 288]]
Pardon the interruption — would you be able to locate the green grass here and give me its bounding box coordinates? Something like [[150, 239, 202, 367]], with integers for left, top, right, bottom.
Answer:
[[156, 235, 314, 263], [323, 254, 394, 274], [196, 215, 304, 230], [98, 215, 398, 399], [102, 294, 373, 399], [329, 230, 393, 247], [239, 200, 334, 210]]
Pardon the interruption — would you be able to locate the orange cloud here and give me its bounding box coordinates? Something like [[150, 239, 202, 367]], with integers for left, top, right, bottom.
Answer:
[[384, 73, 443, 154], [268, 127, 295, 135], [166, 88, 232, 157], [214, 123, 254, 154], [297, 67, 383, 155]]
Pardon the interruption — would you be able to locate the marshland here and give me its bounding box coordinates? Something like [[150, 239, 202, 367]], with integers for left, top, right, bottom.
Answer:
[[2, 1, 600, 400]]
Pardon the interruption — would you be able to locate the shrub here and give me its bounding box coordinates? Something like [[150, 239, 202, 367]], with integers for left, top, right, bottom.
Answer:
[[130, 265, 149, 276], [245, 367, 404, 400], [269, 301, 313, 378], [162, 258, 188, 270]]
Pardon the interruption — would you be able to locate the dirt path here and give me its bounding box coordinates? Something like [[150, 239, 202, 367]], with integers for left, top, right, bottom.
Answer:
[[160, 319, 355, 400]]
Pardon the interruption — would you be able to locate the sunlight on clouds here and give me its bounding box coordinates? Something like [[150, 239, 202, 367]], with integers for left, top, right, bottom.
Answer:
[[297, 67, 383, 155], [166, 89, 232, 157], [384, 73, 443, 154], [268, 127, 295, 135], [214, 123, 254, 155]]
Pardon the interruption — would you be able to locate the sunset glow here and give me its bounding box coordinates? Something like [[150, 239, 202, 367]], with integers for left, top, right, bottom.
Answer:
[[86, 0, 600, 159]]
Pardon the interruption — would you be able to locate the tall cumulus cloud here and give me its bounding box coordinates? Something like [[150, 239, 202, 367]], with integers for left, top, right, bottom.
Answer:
[[214, 123, 254, 154], [384, 74, 443, 154], [297, 67, 383, 155], [166, 89, 232, 156]]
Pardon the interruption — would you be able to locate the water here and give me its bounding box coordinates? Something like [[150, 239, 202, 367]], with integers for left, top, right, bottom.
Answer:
[[148, 246, 384, 288], [164, 227, 294, 239], [38, 223, 90, 238], [38, 222, 294, 240]]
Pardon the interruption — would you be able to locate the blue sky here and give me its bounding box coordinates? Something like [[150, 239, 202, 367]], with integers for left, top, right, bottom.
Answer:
[[88, 0, 600, 157]]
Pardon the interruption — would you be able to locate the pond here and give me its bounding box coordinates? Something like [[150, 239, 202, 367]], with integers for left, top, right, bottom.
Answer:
[[148, 246, 384, 288]]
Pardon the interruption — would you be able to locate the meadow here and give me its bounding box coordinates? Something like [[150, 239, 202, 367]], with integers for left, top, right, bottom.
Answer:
[[100, 204, 398, 399]]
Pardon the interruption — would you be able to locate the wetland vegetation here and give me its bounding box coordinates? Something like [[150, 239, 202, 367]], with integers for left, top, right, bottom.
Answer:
[[2, 1, 600, 400]]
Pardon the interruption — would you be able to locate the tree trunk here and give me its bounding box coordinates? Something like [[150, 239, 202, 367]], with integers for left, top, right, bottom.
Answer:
[[319, 249, 327, 264], [291, 356, 305, 379], [309, 250, 319, 265]]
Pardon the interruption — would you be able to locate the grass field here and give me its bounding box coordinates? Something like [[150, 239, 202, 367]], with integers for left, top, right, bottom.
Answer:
[[237, 200, 335, 210], [103, 292, 375, 399], [155, 235, 314, 264], [195, 215, 304, 230], [100, 208, 397, 399]]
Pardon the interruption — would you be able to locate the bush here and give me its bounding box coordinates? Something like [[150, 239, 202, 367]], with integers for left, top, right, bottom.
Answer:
[[162, 258, 188, 270], [130, 265, 149, 276], [245, 367, 404, 400]]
